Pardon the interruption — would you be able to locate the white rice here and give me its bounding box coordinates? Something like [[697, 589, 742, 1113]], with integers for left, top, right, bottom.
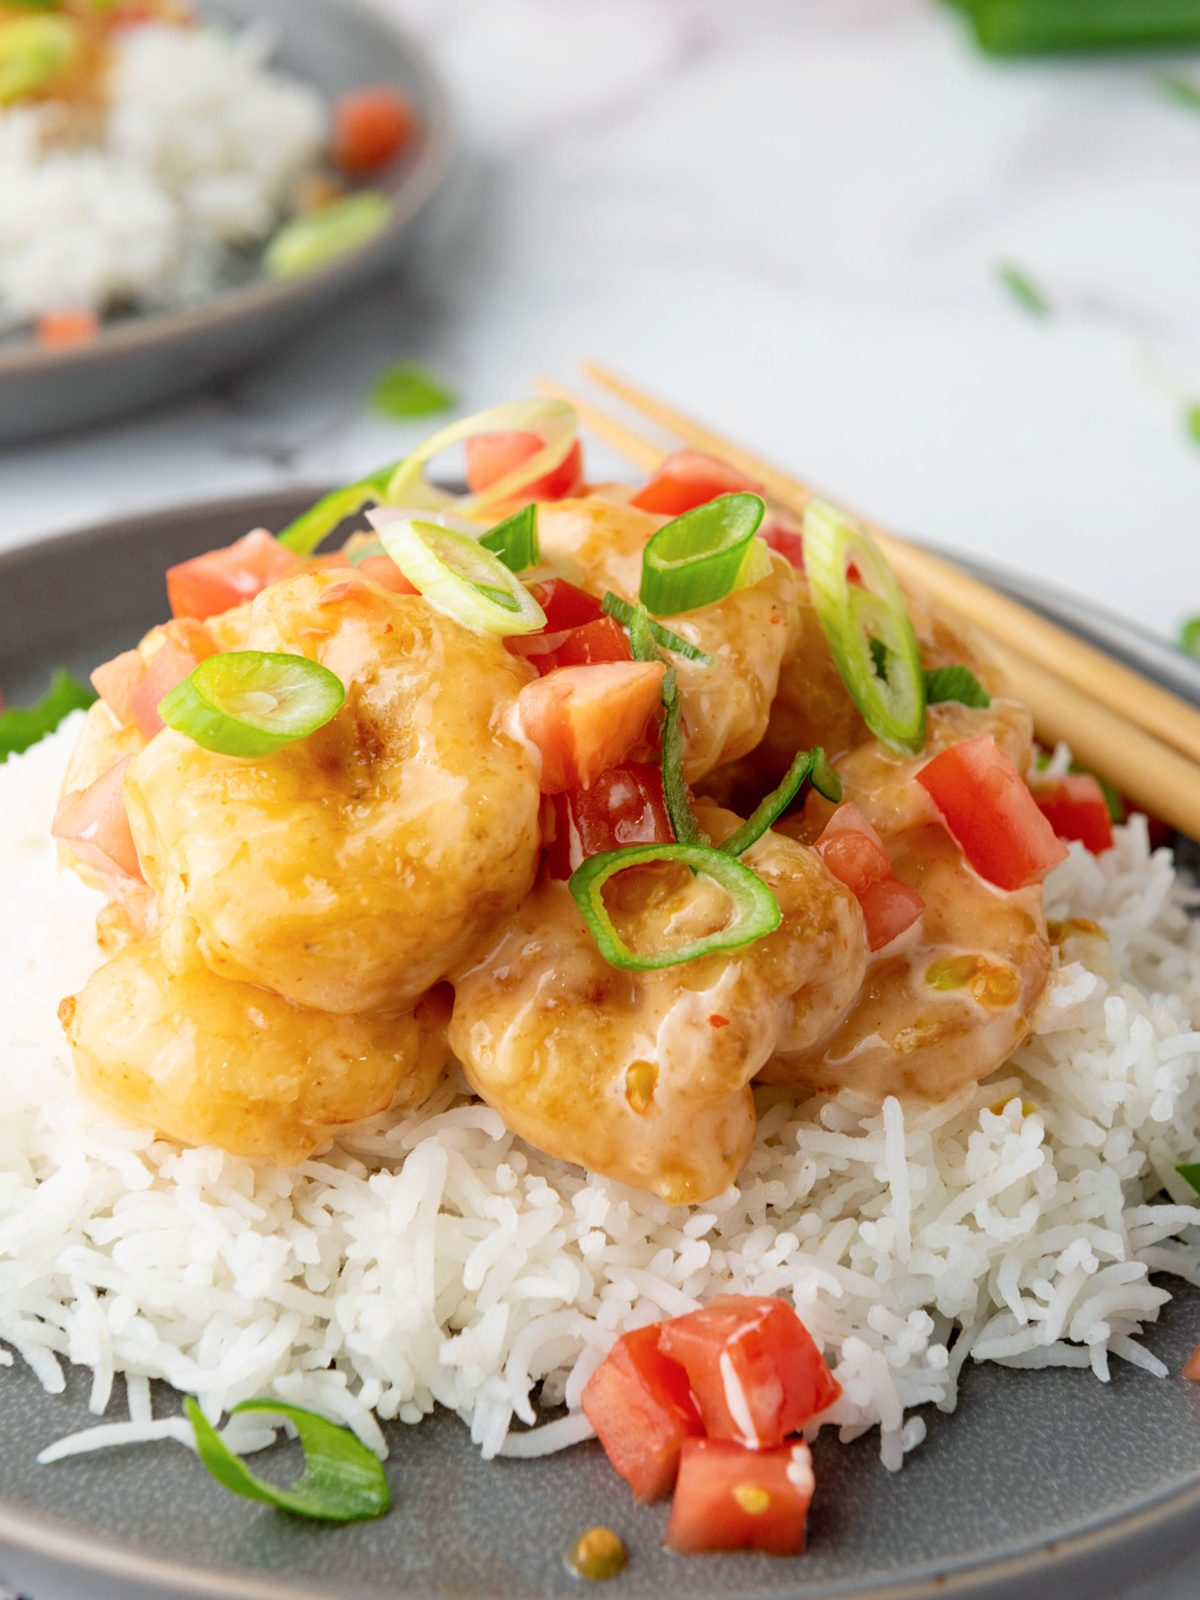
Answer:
[[0, 24, 325, 329], [3, 715, 1200, 1473]]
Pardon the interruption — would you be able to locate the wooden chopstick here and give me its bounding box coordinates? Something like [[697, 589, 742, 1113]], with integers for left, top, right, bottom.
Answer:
[[541, 368, 1200, 841], [579, 362, 1200, 776]]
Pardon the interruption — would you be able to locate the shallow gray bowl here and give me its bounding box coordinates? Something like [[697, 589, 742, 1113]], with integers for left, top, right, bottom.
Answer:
[[0, 0, 451, 446], [3, 494, 1200, 1600]]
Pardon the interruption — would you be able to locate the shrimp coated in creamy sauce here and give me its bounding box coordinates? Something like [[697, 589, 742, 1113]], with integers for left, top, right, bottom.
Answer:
[[448, 809, 865, 1204]]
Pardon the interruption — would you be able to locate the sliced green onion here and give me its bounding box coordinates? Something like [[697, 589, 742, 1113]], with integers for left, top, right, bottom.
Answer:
[[924, 665, 992, 709], [1161, 71, 1200, 116], [479, 504, 539, 572], [368, 362, 456, 421], [264, 191, 392, 280], [0, 668, 95, 763], [1181, 617, 1200, 660], [277, 460, 401, 556], [378, 520, 546, 636], [996, 261, 1051, 318], [569, 843, 781, 972], [1177, 1163, 1200, 1194], [600, 592, 715, 666], [639, 493, 765, 616], [158, 651, 345, 758], [802, 499, 926, 755], [383, 399, 578, 520], [0, 14, 79, 103], [955, 0, 1200, 55], [719, 746, 842, 858], [185, 1398, 389, 1524], [626, 602, 703, 847]]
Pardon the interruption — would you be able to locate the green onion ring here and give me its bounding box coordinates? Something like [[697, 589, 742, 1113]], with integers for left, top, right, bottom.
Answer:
[[569, 843, 782, 972], [158, 652, 345, 758], [626, 603, 704, 847], [719, 746, 842, 857], [479, 503, 539, 572], [802, 498, 927, 754], [378, 519, 546, 636], [263, 191, 392, 281], [600, 592, 715, 666], [639, 493, 767, 616], [185, 1398, 389, 1523], [277, 461, 402, 556]]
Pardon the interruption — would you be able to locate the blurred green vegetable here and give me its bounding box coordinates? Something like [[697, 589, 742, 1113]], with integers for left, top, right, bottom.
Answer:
[[1186, 403, 1200, 448], [996, 262, 1051, 318], [0, 670, 95, 763], [949, 0, 1200, 54], [368, 362, 456, 420], [0, 13, 79, 103], [1160, 71, 1200, 114], [265, 192, 391, 279]]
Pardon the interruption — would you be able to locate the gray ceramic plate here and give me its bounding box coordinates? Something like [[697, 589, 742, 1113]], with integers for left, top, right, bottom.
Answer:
[[3, 494, 1200, 1600], [0, 1, 451, 446]]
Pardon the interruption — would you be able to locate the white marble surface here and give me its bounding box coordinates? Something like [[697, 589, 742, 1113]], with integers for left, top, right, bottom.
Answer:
[[4, 0, 1200, 640]]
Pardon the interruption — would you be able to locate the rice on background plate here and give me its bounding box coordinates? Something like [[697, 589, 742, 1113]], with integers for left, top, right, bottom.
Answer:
[[3, 713, 1200, 1473], [0, 23, 324, 332]]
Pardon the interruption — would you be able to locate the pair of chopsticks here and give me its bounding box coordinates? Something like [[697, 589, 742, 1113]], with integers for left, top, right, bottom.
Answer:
[[539, 363, 1200, 842]]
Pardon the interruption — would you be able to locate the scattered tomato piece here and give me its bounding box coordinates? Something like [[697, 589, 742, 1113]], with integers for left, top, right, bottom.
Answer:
[[581, 1324, 705, 1503], [630, 449, 762, 517], [130, 620, 217, 739], [166, 529, 300, 621], [760, 517, 805, 569], [331, 85, 416, 176], [35, 309, 99, 349], [545, 761, 673, 878], [52, 756, 143, 882], [525, 578, 605, 632], [917, 735, 1070, 891], [465, 432, 584, 502], [518, 661, 666, 794], [1183, 1341, 1200, 1381], [510, 616, 633, 677], [815, 803, 924, 950], [665, 1438, 815, 1556], [658, 1294, 840, 1449], [356, 553, 419, 595], [1030, 773, 1114, 855], [91, 647, 146, 727]]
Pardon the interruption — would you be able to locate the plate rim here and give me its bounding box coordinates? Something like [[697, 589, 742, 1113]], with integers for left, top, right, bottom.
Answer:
[[0, 0, 453, 379], [3, 490, 1200, 1600]]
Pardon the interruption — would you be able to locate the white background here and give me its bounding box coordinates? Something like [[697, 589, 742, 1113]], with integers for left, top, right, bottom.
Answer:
[[3, 0, 1200, 637]]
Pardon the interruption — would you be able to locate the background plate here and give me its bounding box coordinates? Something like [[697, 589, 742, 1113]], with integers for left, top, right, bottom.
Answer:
[[3, 494, 1200, 1600], [0, 0, 451, 445]]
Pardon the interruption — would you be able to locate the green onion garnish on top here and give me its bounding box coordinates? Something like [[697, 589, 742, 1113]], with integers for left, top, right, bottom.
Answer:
[[719, 746, 842, 858], [802, 498, 927, 755], [924, 665, 992, 709], [949, 0, 1200, 54], [639, 492, 768, 616], [600, 592, 714, 666], [626, 602, 703, 848], [263, 191, 392, 280], [185, 1398, 389, 1523], [378, 520, 546, 636], [479, 503, 539, 572], [158, 651, 345, 758], [0, 669, 95, 763], [568, 843, 782, 972], [277, 460, 402, 557], [1176, 1163, 1200, 1194]]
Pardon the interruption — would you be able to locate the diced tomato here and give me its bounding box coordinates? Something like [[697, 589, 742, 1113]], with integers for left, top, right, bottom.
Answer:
[[35, 309, 99, 349], [166, 529, 300, 621], [465, 432, 584, 501], [760, 517, 805, 570], [356, 553, 419, 595], [1183, 1341, 1200, 1381], [507, 616, 631, 678], [814, 803, 924, 951], [630, 449, 762, 517], [814, 803, 891, 896], [91, 647, 146, 727], [666, 1438, 815, 1556], [1030, 773, 1114, 856], [917, 735, 1070, 892], [546, 761, 673, 878], [524, 578, 605, 632], [130, 620, 216, 740], [52, 757, 143, 883], [581, 1324, 704, 1503], [657, 1295, 841, 1449], [518, 661, 665, 794], [331, 85, 416, 177]]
